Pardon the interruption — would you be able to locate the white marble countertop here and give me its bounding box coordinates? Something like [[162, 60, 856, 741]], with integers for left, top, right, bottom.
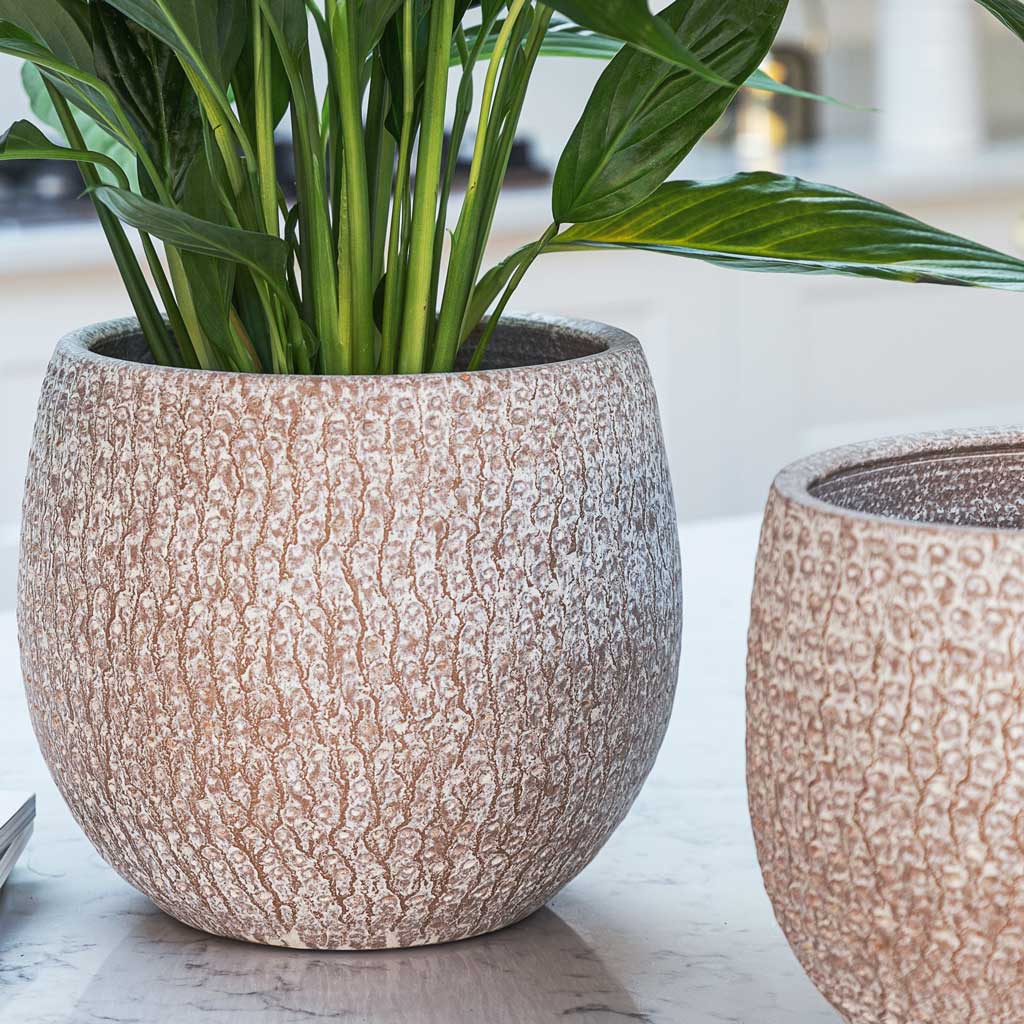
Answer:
[[0, 517, 839, 1024]]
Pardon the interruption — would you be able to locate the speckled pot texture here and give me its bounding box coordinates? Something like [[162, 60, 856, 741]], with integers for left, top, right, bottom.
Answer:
[[748, 428, 1024, 1024], [18, 314, 682, 951]]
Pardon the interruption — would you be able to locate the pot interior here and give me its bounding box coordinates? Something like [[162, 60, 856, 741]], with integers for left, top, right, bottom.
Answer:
[[809, 444, 1024, 530], [89, 320, 609, 373]]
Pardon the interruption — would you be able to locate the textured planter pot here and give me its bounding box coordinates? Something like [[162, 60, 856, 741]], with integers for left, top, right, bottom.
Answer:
[[748, 429, 1024, 1024], [18, 314, 682, 951]]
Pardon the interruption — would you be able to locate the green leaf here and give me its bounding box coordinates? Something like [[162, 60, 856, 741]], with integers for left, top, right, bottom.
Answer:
[[745, 68, 868, 111], [553, 0, 787, 224], [361, 0, 404, 56], [536, 20, 624, 60], [975, 0, 1024, 39], [543, 0, 736, 87], [100, 0, 249, 88], [0, 117, 130, 188], [463, 17, 623, 63], [92, 184, 292, 288], [464, 20, 861, 117], [0, 118, 63, 154], [233, 0, 308, 135], [0, 19, 121, 130], [554, 173, 1024, 290], [91, 2, 202, 200], [481, 20, 861, 109], [463, 243, 535, 341], [0, 0, 95, 72], [21, 62, 139, 187], [262, 0, 309, 55]]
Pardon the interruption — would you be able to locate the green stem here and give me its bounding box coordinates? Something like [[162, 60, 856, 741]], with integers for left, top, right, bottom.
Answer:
[[365, 57, 394, 295], [257, 279, 293, 374], [166, 248, 220, 369], [287, 306, 313, 374], [330, 0, 376, 374], [431, 0, 530, 373], [397, 0, 456, 374], [467, 223, 558, 371], [43, 81, 174, 367], [253, 7, 279, 234], [457, 6, 552, 342], [379, 0, 416, 375], [259, 0, 343, 372], [140, 237, 200, 368], [427, 24, 491, 363]]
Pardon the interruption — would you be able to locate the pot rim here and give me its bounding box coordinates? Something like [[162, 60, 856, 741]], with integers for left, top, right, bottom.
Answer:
[[56, 312, 639, 383], [773, 426, 1024, 537]]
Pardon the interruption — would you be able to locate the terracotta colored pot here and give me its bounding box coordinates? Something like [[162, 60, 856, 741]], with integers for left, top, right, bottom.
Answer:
[[18, 315, 682, 950], [748, 429, 1024, 1024]]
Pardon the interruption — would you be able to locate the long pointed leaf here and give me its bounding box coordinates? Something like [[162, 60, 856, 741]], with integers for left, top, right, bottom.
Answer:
[[100, 0, 248, 87], [0, 0, 95, 72], [22, 63, 139, 188], [93, 184, 291, 287], [466, 21, 859, 109], [91, 2, 203, 200], [553, 0, 787, 224], [975, 0, 1024, 39], [554, 173, 1024, 290], [0, 118, 129, 185], [543, 0, 734, 87], [745, 68, 866, 110]]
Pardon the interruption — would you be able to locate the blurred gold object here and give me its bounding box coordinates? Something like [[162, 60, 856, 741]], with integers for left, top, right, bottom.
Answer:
[[733, 43, 822, 170], [736, 55, 790, 171]]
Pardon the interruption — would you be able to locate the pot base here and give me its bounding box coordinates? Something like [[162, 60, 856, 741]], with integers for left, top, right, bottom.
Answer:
[[151, 896, 545, 951]]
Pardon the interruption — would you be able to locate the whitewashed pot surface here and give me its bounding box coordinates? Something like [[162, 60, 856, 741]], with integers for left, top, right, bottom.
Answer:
[[18, 314, 683, 950], [748, 428, 1024, 1024]]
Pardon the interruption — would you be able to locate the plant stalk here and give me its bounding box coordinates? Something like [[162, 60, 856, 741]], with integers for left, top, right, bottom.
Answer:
[[397, 0, 457, 374], [432, 0, 530, 373], [330, 0, 377, 374], [253, 7, 280, 235], [468, 222, 559, 370], [379, 0, 417, 375], [43, 80, 176, 367]]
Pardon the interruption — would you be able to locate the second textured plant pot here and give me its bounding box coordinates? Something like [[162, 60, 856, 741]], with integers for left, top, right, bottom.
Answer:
[[748, 429, 1024, 1024], [18, 314, 683, 950]]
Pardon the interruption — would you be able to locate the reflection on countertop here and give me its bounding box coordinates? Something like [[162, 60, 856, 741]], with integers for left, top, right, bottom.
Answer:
[[30, 906, 636, 1024]]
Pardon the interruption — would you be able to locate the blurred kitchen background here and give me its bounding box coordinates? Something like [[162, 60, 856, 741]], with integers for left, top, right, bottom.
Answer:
[[1, 0, 1023, 608]]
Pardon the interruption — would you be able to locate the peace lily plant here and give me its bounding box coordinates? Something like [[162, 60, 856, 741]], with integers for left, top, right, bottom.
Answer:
[[15, 0, 1024, 958], [2, 0, 1024, 376]]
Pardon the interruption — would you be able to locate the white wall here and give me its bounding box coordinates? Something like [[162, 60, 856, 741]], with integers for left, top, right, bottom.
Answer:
[[0, 61, 30, 128]]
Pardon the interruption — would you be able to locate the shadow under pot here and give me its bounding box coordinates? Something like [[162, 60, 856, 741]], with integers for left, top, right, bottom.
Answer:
[[748, 429, 1024, 1024], [17, 314, 683, 951]]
